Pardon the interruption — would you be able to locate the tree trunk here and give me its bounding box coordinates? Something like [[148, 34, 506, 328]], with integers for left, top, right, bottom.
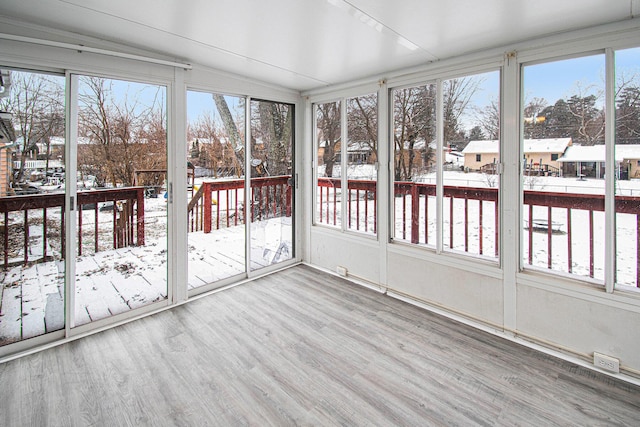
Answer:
[[213, 94, 245, 176]]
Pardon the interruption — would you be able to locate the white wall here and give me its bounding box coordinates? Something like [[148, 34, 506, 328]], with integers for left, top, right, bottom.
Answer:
[[303, 18, 640, 381]]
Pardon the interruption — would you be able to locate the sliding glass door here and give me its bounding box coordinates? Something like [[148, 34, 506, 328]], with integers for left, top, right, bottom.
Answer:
[[186, 91, 247, 289], [0, 68, 66, 347], [186, 93, 294, 292], [249, 99, 294, 270], [71, 75, 168, 326]]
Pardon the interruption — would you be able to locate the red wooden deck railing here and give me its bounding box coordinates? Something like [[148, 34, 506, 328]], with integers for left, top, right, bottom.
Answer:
[[316, 177, 377, 233], [524, 191, 640, 285], [188, 176, 292, 233], [0, 187, 145, 269], [317, 178, 640, 286]]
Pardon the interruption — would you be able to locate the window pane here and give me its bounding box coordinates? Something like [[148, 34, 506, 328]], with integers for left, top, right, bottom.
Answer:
[[249, 99, 294, 270], [615, 47, 640, 290], [0, 69, 65, 345], [522, 55, 605, 281], [186, 91, 246, 289], [346, 94, 377, 235], [446, 71, 500, 258], [392, 84, 436, 245], [315, 101, 341, 228], [75, 76, 167, 325]]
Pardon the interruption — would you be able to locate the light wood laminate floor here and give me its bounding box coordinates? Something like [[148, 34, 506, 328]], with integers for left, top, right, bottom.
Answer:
[[1, 265, 639, 426]]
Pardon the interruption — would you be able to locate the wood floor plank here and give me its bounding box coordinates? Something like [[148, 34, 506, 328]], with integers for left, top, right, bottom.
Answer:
[[1, 264, 639, 426]]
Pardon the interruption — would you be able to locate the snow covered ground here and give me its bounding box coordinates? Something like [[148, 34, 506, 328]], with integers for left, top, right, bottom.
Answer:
[[3, 168, 639, 346], [0, 191, 292, 346], [316, 169, 640, 289]]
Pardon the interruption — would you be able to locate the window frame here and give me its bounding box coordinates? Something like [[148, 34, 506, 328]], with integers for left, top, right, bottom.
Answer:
[[311, 87, 380, 238], [388, 69, 502, 263]]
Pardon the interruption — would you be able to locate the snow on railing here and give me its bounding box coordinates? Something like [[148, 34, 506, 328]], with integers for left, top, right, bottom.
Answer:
[[0, 187, 145, 269], [188, 176, 292, 233]]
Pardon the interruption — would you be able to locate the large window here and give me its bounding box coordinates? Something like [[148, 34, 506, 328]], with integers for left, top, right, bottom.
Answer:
[[186, 91, 246, 288], [186, 94, 295, 290], [249, 99, 294, 269], [346, 94, 377, 235], [443, 72, 500, 257], [315, 101, 341, 228], [391, 71, 500, 259], [314, 94, 378, 236], [521, 54, 606, 281], [392, 84, 437, 245], [615, 47, 640, 290], [74, 75, 168, 326], [0, 69, 65, 345]]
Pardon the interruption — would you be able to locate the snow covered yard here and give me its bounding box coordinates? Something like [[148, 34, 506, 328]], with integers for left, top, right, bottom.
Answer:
[[317, 170, 640, 288]]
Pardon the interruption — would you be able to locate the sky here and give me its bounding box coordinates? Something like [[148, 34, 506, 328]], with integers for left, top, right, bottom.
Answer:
[[523, 46, 640, 108], [109, 46, 638, 132], [187, 90, 244, 127], [19, 46, 635, 135]]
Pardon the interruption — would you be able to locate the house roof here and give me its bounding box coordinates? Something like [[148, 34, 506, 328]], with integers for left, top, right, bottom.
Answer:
[[462, 138, 572, 155], [558, 144, 640, 162], [0, 111, 16, 142]]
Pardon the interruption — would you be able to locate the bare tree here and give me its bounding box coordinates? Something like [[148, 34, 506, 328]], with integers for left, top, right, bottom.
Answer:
[[188, 113, 229, 178], [0, 71, 64, 183], [523, 97, 549, 139], [347, 94, 378, 164], [213, 94, 245, 177], [393, 85, 436, 180], [252, 100, 292, 176], [615, 70, 640, 143], [78, 77, 166, 187], [475, 99, 500, 140], [566, 83, 605, 144], [317, 102, 341, 178], [442, 76, 483, 144]]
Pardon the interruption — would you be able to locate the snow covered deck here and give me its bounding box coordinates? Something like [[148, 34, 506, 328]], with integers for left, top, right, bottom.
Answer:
[[0, 218, 292, 345]]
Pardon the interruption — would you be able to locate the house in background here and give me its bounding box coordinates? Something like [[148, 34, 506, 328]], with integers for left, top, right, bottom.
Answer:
[[0, 70, 15, 196], [558, 144, 640, 179], [462, 138, 572, 175], [0, 112, 16, 196]]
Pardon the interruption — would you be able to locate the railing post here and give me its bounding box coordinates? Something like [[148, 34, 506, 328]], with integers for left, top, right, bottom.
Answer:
[[204, 182, 212, 234], [24, 209, 29, 265], [77, 206, 83, 256], [43, 208, 48, 260], [411, 183, 419, 244], [286, 184, 292, 217], [3, 211, 8, 268], [637, 214, 640, 287], [137, 188, 145, 246]]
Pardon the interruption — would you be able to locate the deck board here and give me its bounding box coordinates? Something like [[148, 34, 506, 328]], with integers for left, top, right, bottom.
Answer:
[[1, 264, 638, 425]]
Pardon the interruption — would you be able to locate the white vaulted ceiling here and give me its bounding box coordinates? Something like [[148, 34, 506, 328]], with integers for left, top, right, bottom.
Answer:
[[0, 0, 638, 91]]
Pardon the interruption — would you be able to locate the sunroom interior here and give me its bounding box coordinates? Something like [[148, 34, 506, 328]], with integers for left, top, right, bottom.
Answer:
[[1, 0, 640, 423]]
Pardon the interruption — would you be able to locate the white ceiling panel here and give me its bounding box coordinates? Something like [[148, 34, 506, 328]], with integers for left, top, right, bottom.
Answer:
[[348, 0, 632, 58], [0, 0, 635, 91]]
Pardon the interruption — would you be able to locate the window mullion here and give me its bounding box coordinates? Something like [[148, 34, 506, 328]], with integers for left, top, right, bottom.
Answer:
[[435, 79, 444, 254], [341, 98, 348, 233], [605, 48, 616, 293]]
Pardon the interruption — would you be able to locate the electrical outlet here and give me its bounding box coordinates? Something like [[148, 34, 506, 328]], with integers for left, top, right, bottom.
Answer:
[[336, 266, 348, 277], [594, 352, 619, 373]]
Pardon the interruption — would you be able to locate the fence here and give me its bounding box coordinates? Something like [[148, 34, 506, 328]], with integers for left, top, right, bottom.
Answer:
[[316, 178, 640, 286], [188, 176, 292, 233], [0, 187, 145, 269]]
